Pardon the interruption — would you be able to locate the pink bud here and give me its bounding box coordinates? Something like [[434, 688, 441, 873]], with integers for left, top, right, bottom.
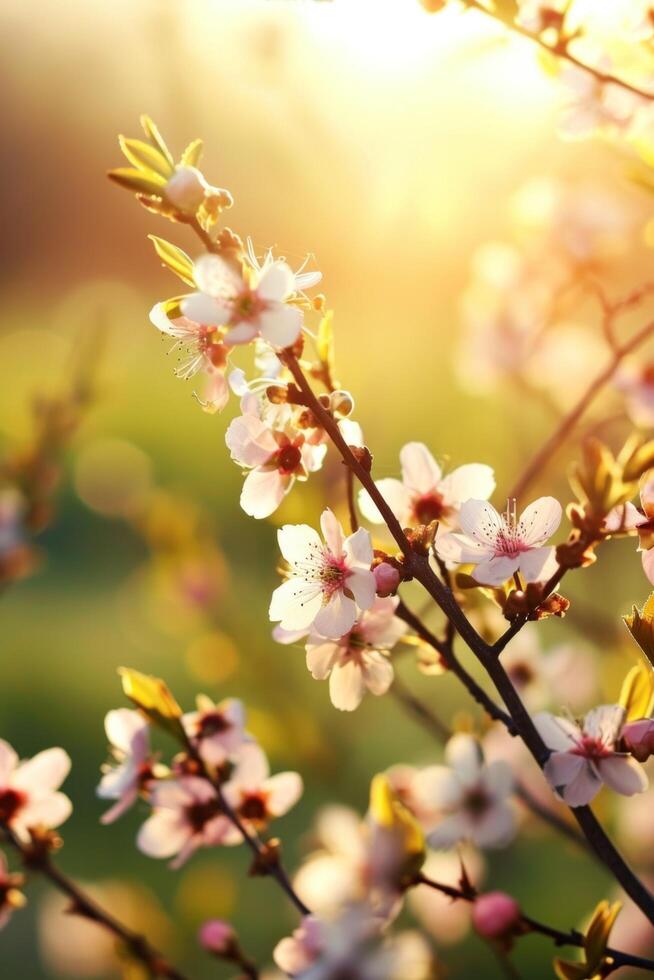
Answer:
[[472, 892, 521, 941], [622, 719, 654, 762], [198, 919, 236, 956], [374, 562, 400, 597]]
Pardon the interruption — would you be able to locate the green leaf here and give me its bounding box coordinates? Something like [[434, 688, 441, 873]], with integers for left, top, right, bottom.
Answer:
[[108, 167, 167, 196], [553, 959, 591, 980], [148, 236, 196, 286], [181, 138, 204, 168], [140, 115, 175, 168], [118, 136, 174, 179], [119, 667, 185, 740]]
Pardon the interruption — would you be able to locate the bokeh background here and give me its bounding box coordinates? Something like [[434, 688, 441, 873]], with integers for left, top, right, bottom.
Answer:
[[3, 0, 654, 976]]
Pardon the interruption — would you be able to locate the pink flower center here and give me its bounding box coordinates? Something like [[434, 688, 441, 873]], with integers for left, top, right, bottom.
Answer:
[[464, 785, 492, 818], [239, 792, 268, 823], [0, 788, 26, 824], [232, 289, 266, 323], [186, 797, 222, 833], [493, 525, 530, 559], [572, 735, 612, 760], [276, 444, 303, 475], [198, 712, 231, 738], [319, 554, 349, 598]]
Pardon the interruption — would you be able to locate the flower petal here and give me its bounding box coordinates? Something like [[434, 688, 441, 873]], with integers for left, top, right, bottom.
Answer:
[[13, 748, 71, 797], [138, 812, 190, 859], [358, 480, 411, 526], [257, 262, 296, 302], [533, 712, 580, 752], [328, 660, 367, 711], [269, 578, 323, 632], [240, 468, 289, 519], [517, 497, 562, 546], [306, 639, 340, 679], [347, 568, 376, 611], [472, 555, 519, 586], [320, 509, 344, 557], [258, 305, 303, 348], [517, 545, 558, 583], [400, 443, 442, 494], [314, 592, 357, 640], [597, 756, 648, 796], [277, 524, 323, 565], [439, 464, 495, 509], [265, 772, 303, 815], [459, 500, 504, 548]]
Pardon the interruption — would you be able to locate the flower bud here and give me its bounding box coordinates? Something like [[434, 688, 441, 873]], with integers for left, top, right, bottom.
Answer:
[[374, 562, 400, 597], [622, 718, 654, 762], [472, 892, 521, 942], [330, 390, 354, 419], [165, 166, 207, 212], [198, 919, 236, 957]]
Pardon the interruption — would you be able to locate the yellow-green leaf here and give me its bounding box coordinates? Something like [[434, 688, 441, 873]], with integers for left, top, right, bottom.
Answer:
[[118, 667, 184, 739], [585, 900, 621, 969], [140, 115, 174, 168], [148, 236, 196, 287], [553, 958, 592, 980], [108, 167, 167, 196], [368, 774, 425, 876], [181, 138, 204, 168], [624, 594, 654, 669], [619, 663, 654, 721], [118, 136, 174, 179]]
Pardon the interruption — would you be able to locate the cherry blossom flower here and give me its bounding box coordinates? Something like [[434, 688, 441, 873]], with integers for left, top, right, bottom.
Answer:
[[0, 740, 71, 842], [415, 734, 516, 850], [137, 776, 233, 868], [269, 509, 376, 639], [182, 695, 248, 767], [180, 246, 319, 350], [97, 709, 155, 825], [535, 705, 649, 807], [558, 64, 644, 141], [222, 743, 303, 830], [226, 394, 327, 519], [292, 806, 368, 915], [273, 916, 324, 976], [358, 442, 495, 531], [303, 598, 406, 712], [436, 496, 562, 586]]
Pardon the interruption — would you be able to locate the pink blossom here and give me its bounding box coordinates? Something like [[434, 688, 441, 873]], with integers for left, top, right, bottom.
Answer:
[[226, 394, 326, 519], [359, 442, 494, 531], [305, 598, 406, 711], [472, 892, 522, 941], [222, 743, 303, 830], [269, 509, 376, 639], [181, 245, 319, 349], [373, 563, 400, 597], [137, 776, 234, 869], [273, 915, 324, 976], [535, 705, 649, 807], [604, 472, 654, 585], [622, 718, 654, 763], [97, 709, 154, 825], [415, 734, 516, 850], [198, 919, 236, 956], [0, 740, 71, 842], [182, 695, 248, 767], [436, 496, 562, 586]]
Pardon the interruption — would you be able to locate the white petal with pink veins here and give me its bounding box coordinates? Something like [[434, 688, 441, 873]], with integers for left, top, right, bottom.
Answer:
[[439, 464, 495, 508], [257, 262, 296, 302], [320, 509, 345, 557], [269, 578, 323, 632], [583, 704, 625, 745], [400, 442, 442, 494], [598, 756, 648, 796], [459, 500, 504, 547], [361, 651, 394, 696], [358, 479, 412, 525], [278, 524, 323, 565], [258, 304, 303, 348], [13, 748, 71, 796], [329, 659, 366, 711], [241, 468, 289, 519], [225, 414, 277, 466], [314, 591, 357, 640], [517, 497, 562, 546], [347, 568, 376, 611], [306, 640, 341, 680], [138, 812, 190, 858], [517, 545, 558, 583], [533, 712, 580, 752], [265, 772, 303, 815], [344, 527, 374, 568], [435, 531, 492, 564], [472, 555, 520, 586]]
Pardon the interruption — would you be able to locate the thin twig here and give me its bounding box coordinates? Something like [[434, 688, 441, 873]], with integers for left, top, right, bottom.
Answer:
[[2, 826, 187, 980]]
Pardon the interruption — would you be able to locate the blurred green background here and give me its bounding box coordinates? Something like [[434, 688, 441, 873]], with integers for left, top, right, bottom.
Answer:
[[2, 0, 654, 976]]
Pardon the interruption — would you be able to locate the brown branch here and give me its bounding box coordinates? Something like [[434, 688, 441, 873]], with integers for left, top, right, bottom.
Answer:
[[463, 0, 654, 102], [2, 827, 187, 980], [414, 873, 654, 974]]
